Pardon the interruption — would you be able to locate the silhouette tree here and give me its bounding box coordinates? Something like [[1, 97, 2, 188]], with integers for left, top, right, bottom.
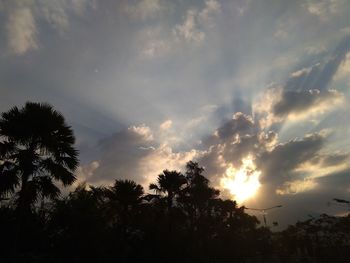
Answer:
[[219, 199, 237, 219], [48, 184, 110, 262], [0, 102, 78, 211], [108, 179, 144, 213], [149, 170, 186, 210], [180, 161, 220, 220]]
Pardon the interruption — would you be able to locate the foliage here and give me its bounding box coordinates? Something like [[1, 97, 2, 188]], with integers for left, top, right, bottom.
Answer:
[[0, 102, 78, 211]]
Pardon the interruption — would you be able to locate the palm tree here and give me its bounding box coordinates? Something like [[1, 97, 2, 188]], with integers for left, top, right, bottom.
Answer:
[[0, 102, 78, 211], [108, 179, 144, 212], [149, 170, 186, 210]]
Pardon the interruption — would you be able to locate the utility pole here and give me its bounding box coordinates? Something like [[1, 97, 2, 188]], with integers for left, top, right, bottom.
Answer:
[[244, 205, 282, 227]]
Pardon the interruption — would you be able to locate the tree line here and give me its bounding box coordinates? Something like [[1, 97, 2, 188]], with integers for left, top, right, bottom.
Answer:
[[0, 102, 349, 262]]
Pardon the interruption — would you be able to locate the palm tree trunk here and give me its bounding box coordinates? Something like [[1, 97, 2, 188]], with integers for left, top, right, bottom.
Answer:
[[18, 176, 28, 209], [13, 172, 30, 259], [167, 192, 173, 211]]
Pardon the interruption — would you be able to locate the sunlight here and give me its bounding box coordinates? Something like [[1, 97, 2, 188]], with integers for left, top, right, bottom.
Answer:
[[220, 156, 261, 203]]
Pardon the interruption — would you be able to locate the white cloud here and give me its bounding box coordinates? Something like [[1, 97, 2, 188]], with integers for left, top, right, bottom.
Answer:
[[70, 0, 96, 15], [74, 161, 100, 186], [128, 124, 154, 141], [138, 26, 172, 59], [139, 0, 221, 59], [39, 1, 70, 33], [198, 0, 221, 26], [290, 66, 314, 78], [139, 143, 197, 186], [333, 52, 350, 81], [276, 179, 318, 195], [37, 0, 95, 31], [295, 153, 350, 179], [160, 119, 172, 130], [304, 0, 346, 21], [173, 9, 206, 43], [123, 0, 163, 20], [142, 39, 171, 58], [305, 45, 326, 55], [173, 0, 221, 44], [3, 0, 95, 55], [6, 7, 38, 55]]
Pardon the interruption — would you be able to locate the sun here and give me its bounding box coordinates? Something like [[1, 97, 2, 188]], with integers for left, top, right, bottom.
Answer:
[[220, 156, 261, 203]]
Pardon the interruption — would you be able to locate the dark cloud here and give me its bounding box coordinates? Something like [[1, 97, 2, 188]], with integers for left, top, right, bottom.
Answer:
[[198, 113, 277, 183], [91, 125, 155, 183], [255, 36, 350, 128], [285, 36, 350, 93], [257, 132, 325, 184], [216, 112, 256, 142], [81, 124, 196, 186], [285, 63, 322, 92], [273, 89, 341, 117], [316, 168, 350, 193], [315, 35, 350, 91], [310, 153, 350, 167], [255, 168, 350, 229]]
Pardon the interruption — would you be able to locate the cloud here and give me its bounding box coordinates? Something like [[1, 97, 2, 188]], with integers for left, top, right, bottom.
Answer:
[[173, 0, 221, 44], [128, 124, 154, 141], [256, 131, 350, 197], [214, 112, 255, 142], [198, 113, 278, 189], [274, 89, 343, 118], [253, 35, 350, 127], [138, 0, 221, 59], [75, 161, 100, 186], [141, 39, 171, 58], [71, 107, 350, 219], [295, 153, 350, 179], [138, 143, 197, 186], [304, 0, 345, 19], [276, 179, 318, 195], [254, 88, 344, 129], [160, 119, 172, 130], [83, 124, 197, 187], [257, 132, 327, 184], [38, 0, 95, 31], [2, 0, 95, 55], [334, 52, 350, 81], [196, 112, 350, 200], [290, 66, 314, 78], [123, 0, 163, 20], [198, 0, 221, 26], [173, 9, 206, 43], [316, 36, 350, 90], [6, 7, 38, 55], [138, 26, 172, 59]]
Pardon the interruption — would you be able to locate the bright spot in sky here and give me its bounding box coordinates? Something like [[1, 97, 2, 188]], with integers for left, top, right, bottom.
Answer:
[[221, 156, 261, 203]]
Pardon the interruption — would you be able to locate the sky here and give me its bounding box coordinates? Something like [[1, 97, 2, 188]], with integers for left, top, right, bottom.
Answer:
[[1, 0, 350, 227]]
